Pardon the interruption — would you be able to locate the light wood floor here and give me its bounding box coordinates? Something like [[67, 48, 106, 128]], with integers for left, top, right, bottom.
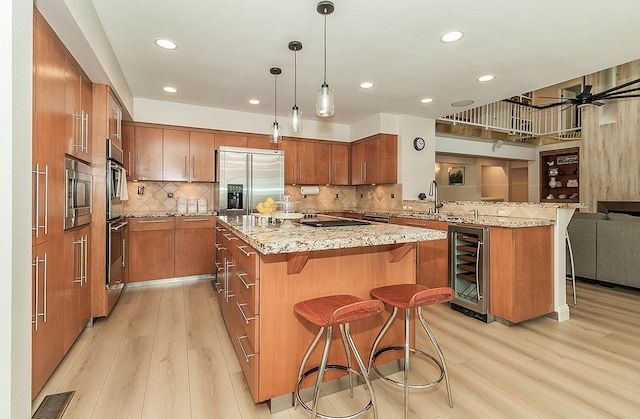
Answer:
[[33, 279, 640, 418]]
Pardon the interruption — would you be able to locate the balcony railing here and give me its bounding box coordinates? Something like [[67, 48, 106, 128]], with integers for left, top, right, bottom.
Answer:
[[437, 100, 581, 140]]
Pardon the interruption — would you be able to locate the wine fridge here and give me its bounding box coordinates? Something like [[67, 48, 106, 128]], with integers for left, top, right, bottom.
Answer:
[[448, 224, 494, 322]]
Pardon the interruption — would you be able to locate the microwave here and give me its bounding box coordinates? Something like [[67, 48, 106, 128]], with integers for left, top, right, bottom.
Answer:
[[65, 157, 92, 229]]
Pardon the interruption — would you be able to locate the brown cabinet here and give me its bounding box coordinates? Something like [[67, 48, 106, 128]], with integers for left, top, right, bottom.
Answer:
[[122, 123, 135, 180], [63, 225, 91, 352], [215, 133, 247, 150], [280, 138, 349, 185], [390, 218, 449, 288], [128, 216, 216, 282], [163, 129, 190, 181], [134, 126, 164, 181], [188, 131, 215, 182], [108, 91, 122, 149], [539, 148, 579, 203], [64, 58, 91, 162], [350, 134, 397, 185], [32, 236, 65, 398], [330, 142, 350, 185], [174, 217, 216, 277], [489, 226, 553, 323]]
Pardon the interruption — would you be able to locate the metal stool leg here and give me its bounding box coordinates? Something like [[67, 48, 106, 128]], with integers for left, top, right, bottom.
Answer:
[[338, 323, 354, 398], [345, 323, 378, 419], [403, 308, 410, 419], [294, 327, 325, 410], [368, 306, 398, 375], [311, 326, 333, 418], [418, 307, 453, 408], [566, 229, 577, 305]]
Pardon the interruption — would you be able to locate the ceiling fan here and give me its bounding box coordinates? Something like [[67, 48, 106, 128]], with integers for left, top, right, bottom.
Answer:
[[536, 77, 640, 109]]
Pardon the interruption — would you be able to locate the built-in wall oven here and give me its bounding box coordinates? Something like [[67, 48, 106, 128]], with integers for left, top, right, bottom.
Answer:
[[106, 139, 126, 292], [448, 224, 493, 322], [64, 157, 92, 229]]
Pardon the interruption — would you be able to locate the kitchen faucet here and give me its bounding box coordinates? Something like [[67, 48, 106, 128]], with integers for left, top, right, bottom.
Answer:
[[429, 180, 443, 213]]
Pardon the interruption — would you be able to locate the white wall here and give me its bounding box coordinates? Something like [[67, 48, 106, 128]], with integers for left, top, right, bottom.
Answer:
[[134, 98, 351, 142], [398, 115, 436, 200], [4, 0, 33, 416]]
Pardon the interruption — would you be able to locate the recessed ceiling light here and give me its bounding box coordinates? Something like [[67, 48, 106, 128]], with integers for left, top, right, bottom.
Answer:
[[163, 86, 178, 93], [477, 74, 495, 82], [420, 98, 434, 104], [155, 39, 178, 50], [359, 82, 374, 89], [452, 99, 475, 107], [249, 99, 261, 105], [440, 31, 464, 43]]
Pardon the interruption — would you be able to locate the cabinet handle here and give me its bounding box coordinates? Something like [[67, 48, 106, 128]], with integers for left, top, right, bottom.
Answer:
[[137, 219, 167, 224], [73, 112, 83, 150], [236, 272, 254, 289], [476, 240, 484, 301], [32, 256, 42, 330], [32, 164, 40, 237], [215, 261, 224, 272], [236, 335, 257, 362], [363, 161, 367, 182], [74, 238, 84, 284], [191, 156, 195, 180], [121, 234, 125, 269], [84, 112, 89, 153], [328, 163, 331, 183], [222, 233, 238, 241], [184, 156, 188, 180], [127, 151, 131, 176], [299, 162, 302, 182], [183, 218, 209, 222], [215, 226, 225, 231], [333, 164, 337, 184], [213, 279, 224, 293], [236, 245, 255, 256], [236, 302, 255, 324], [215, 243, 226, 251]]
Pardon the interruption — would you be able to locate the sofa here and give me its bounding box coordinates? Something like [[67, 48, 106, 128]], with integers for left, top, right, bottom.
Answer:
[[567, 212, 640, 289]]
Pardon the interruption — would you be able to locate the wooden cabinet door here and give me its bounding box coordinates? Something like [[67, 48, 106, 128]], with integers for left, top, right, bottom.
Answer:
[[313, 142, 331, 184], [163, 129, 190, 181], [215, 133, 247, 150], [134, 126, 163, 181], [189, 131, 215, 182], [80, 79, 92, 162], [108, 92, 122, 148], [33, 16, 65, 245], [350, 141, 366, 185], [330, 143, 349, 185], [64, 58, 82, 159], [175, 228, 216, 277], [32, 237, 65, 398], [122, 124, 135, 180], [129, 229, 174, 282], [248, 134, 276, 150], [378, 134, 398, 184], [63, 226, 91, 352], [296, 141, 315, 184], [279, 138, 298, 184]]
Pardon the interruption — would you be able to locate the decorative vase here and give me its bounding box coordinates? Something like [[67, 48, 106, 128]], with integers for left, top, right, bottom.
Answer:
[[548, 177, 557, 188]]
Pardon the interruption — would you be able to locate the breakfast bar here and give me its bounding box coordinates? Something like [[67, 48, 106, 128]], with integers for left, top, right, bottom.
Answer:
[[214, 215, 446, 406]]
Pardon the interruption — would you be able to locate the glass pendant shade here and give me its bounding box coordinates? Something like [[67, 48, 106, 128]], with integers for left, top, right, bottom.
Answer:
[[316, 83, 334, 117], [270, 121, 281, 144], [289, 106, 302, 132]]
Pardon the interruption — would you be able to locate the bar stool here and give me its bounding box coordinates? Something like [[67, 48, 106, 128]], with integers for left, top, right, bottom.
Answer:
[[294, 294, 385, 419], [368, 284, 455, 418]]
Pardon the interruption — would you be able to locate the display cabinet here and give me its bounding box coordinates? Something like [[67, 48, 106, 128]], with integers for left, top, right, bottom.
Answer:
[[539, 148, 580, 203]]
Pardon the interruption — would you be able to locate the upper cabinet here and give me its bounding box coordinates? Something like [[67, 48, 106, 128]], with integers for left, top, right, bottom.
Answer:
[[539, 148, 580, 203], [126, 123, 215, 182], [64, 58, 91, 162], [350, 134, 397, 185], [279, 137, 349, 185], [108, 92, 123, 148]]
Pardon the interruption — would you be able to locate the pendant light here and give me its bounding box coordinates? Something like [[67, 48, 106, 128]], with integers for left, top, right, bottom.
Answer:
[[316, 1, 335, 117], [288, 41, 303, 132], [269, 67, 282, 144]]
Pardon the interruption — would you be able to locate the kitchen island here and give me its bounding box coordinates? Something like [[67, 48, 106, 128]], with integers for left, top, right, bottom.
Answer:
[[214, 215, 445, 407]]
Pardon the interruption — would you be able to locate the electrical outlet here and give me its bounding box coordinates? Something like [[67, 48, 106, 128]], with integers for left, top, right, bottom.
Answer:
[[334, 194, 339, 199], [137, 186, 145, 195], [167, 192, 173, 198], [498, 210, 507, 215], [391, 193, 395, 199]]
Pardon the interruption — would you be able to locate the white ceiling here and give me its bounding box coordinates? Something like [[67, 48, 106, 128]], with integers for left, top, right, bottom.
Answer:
[[41, 0, 640, 126]]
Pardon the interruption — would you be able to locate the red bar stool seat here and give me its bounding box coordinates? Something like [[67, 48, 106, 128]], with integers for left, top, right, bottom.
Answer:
[[368, 284, 455, 418], [294, 294, 384, 419]]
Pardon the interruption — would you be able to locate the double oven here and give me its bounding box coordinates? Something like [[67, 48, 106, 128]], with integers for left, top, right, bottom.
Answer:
[[106, 140, 127, 292]]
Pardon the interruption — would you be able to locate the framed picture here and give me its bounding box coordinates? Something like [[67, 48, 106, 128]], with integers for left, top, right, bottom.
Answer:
[[448, 166, 465, 185]]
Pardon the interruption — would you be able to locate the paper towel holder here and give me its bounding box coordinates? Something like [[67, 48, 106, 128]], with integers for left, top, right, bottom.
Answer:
[[300, 185, 320, 197]]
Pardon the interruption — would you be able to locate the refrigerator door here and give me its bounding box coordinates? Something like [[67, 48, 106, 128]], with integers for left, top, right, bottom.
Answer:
[[217, 149, 249, 217], [249, 152, 284, 212]]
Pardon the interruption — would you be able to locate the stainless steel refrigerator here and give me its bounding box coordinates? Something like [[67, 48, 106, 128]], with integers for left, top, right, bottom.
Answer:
[[214, 146, 284, 216]]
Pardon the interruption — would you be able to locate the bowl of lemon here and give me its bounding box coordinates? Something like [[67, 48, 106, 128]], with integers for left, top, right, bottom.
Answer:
[[256, 197, 277, 215]]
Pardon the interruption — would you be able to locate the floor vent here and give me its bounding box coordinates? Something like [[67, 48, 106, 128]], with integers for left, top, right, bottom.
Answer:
[[32, 391, 75, 419]]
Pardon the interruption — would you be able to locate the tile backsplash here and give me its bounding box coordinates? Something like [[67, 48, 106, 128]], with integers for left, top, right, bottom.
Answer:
[[285, 184, 403, 212], [124, 181, 213, 214]]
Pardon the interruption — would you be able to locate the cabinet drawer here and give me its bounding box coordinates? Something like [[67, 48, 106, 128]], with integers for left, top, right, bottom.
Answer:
[[128, 217, 175, 231], [229, 242, 259, 278], [234, 292, 259, 352], [175, 216, 216, 229], [235, 268, 260, 314], [231, 307, 259, 402]]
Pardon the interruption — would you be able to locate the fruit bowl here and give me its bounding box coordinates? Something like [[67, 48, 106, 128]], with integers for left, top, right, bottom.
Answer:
[[256, 204, 277, 215]]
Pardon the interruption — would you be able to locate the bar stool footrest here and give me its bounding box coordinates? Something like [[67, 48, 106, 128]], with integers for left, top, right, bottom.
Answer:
[[371, 346, 445, 390], [296, 365, 374, 419]]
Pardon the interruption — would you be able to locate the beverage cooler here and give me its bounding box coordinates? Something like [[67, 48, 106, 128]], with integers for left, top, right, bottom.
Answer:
[[448, 224, 494, 322]]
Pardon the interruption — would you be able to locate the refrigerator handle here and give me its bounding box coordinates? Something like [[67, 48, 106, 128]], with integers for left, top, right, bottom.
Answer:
[[246, 154, 252, 215]]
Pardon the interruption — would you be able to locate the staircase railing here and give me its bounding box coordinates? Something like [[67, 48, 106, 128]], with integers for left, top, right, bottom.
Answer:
[[437, 100, 581, 139]]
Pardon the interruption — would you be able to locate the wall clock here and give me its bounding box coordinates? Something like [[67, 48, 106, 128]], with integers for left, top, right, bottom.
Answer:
[[413, 137, 425, 151]]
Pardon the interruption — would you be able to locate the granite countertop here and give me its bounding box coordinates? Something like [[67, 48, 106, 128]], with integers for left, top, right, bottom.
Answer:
[[364, 210, 554, 227], [217, 215, 446, 255], [126, 211, 217, 218]]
